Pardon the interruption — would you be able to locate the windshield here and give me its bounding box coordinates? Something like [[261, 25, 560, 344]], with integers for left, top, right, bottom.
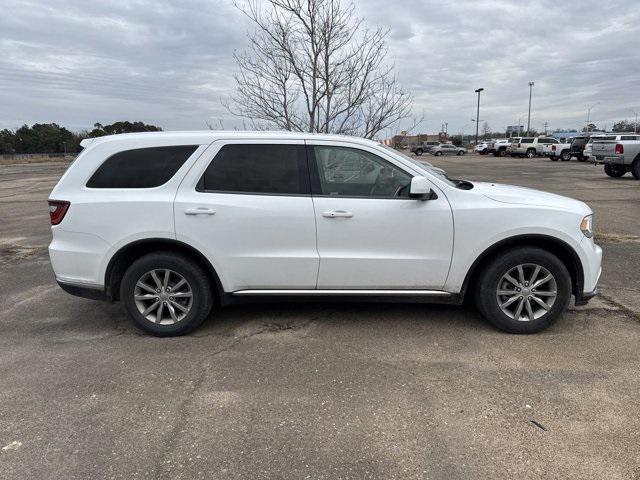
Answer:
[[380, 145, 458, 187]]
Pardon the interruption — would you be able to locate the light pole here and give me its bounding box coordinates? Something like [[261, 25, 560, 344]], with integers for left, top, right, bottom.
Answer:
[[630, 109, 639, 134], [474, 88, 484, 144], [527, 81, 534, 135], [585, 102, 600, 132]]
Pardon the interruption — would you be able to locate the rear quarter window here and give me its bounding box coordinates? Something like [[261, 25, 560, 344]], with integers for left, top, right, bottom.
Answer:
[[86, 145, 198, 188]]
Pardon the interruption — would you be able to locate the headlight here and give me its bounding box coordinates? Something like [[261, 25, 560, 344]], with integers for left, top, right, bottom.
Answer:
[[580, 214, 593, 238]]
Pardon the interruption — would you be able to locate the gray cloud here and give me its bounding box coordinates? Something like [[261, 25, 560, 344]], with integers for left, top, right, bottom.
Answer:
[[1, 0, 639, 135]]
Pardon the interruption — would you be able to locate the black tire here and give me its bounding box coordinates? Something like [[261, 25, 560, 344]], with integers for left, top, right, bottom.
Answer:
[[550, 156, 559, 162], [120, 252, 214, 336], [474, 247, 571, 334], [498, 148, 508, 157], [415, 149, 423, 156], [526, 148, 536, 158], [560, 151, 571, 161], [435, 151, 442, 156], [632, 159, 640, 180], [457, 150, 464, 156], [604, 164, 627, 178]]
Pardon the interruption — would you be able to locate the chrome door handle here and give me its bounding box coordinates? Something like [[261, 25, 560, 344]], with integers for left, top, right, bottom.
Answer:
[[322, 210, 353, 218], [184, 207, 216, 215]]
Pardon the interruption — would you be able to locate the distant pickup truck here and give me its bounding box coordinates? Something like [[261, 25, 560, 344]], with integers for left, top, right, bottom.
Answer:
[[485, 139, 512, 157], [543, 142, 572, 161], [590, 135, 640, 178]]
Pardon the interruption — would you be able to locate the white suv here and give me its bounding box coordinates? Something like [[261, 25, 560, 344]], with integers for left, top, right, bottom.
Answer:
[[48, 132, 602, 336]]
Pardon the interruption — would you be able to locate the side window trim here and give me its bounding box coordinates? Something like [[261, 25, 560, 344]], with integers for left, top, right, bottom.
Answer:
[[305, 143, 415, 200], [195, 142, 312, 197]]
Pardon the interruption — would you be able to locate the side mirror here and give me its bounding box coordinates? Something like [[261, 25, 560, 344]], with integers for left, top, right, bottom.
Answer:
[[409, 176, 437, 200]]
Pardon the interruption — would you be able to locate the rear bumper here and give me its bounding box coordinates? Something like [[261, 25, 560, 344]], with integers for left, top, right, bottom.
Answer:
[[57, 280, 110, 301], [591, 155, 626, 165]]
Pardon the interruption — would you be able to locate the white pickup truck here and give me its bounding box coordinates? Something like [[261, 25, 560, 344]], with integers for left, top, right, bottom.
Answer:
[[590, 134, 640, 178], [543, 142, 572, 161], [486, 139, 512, 157]]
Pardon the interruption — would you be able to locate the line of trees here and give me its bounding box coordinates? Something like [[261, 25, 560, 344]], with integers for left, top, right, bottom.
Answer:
[[0, 121, 162, 154]]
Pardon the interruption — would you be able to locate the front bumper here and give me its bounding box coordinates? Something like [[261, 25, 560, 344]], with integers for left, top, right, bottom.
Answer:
[[575, 288, 598, 306], [576, 236, 602, 303]]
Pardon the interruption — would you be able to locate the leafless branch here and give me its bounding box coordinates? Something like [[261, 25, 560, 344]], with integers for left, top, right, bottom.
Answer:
[[225, 0, 415, 139]]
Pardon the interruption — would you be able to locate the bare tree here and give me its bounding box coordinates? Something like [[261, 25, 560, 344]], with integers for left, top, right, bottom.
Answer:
[[482, 121, 491, 139], [227, 0, 414, 139]]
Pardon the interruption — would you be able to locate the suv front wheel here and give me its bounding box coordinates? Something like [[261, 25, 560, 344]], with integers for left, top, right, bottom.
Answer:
[[475, 247, 571, 333], [120, 252, 214, 336]]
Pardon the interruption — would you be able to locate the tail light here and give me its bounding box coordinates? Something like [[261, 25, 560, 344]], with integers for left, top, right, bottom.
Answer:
[[615, 143, 624, 154], [48, 200, 70, 225], [552, 145, 556, 151], [518, 143, 521, 148]]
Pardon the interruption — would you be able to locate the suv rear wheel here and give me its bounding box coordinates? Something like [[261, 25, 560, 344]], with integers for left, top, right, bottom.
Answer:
[[414, 148, 423, 156], [526, 148, 536, 158], [120, 252, 214, 336], [475, 247, 571, 333], [560, 151, 572, 161]]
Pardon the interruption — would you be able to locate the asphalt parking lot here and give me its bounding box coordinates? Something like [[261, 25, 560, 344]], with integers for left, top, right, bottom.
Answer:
[[1, 154, 639, 479]]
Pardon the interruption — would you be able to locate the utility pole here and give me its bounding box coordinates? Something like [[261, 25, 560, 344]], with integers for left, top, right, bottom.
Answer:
[[474, 88, 484, 144], [543, 121, 549, 135], [585, 102, 599, 132], [527, 81, 534, 135]]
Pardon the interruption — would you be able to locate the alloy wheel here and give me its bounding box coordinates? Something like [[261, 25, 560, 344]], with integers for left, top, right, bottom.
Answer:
[[134, 269, 193, 325], [496, 263, 557, 321]]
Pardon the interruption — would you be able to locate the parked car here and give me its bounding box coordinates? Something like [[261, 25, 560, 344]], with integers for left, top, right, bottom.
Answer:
[[486, 139, 512, 157], [509, 137, 560, 158], [48, 131, 601, 336], [569, 136, 589, 161], [411, 141, 441, 156], [474, 142, 489, 154], [431, 144, 466, 156], [544, 141, 572, 162], [590, 134, 640, 178]]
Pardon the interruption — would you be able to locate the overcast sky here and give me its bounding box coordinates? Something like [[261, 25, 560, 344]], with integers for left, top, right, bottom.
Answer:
[[2, 0, 639, 137]]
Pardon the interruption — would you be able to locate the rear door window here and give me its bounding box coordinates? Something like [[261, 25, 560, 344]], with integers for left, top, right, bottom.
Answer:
[[198, 144, 309, 195], [87, 145, 198, 188]]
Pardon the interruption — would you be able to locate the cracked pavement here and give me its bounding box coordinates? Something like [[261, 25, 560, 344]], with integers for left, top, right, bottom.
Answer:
[[0, 156, 639, 479]]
